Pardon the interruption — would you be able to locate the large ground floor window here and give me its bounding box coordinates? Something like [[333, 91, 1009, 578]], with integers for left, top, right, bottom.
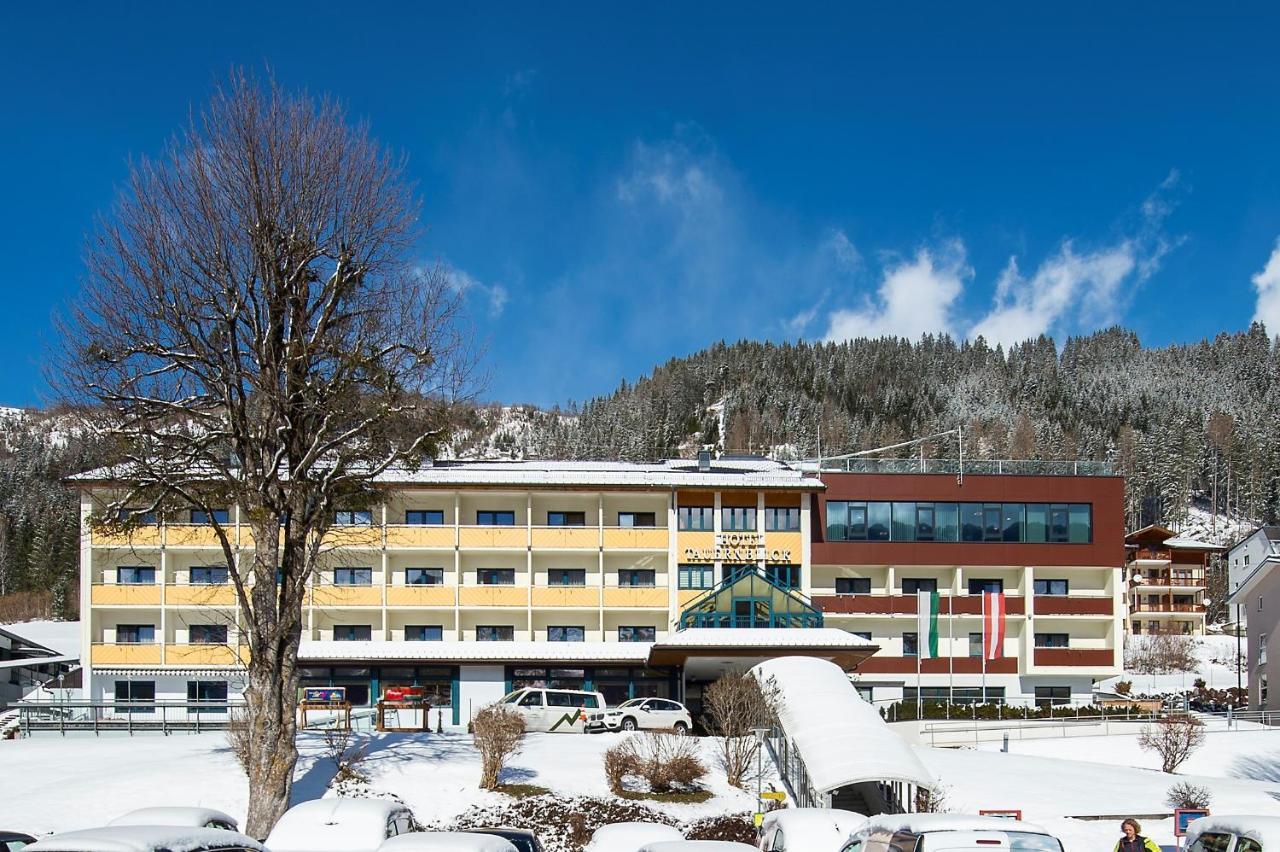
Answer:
[[506, 665, 675, 705], [904, 686, 1006, 704]]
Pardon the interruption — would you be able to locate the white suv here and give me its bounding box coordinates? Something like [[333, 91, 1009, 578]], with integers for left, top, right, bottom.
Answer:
[[587, 698, 692, 734]]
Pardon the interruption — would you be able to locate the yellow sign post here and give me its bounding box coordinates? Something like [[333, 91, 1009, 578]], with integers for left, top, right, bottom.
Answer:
[[762, 791, 787, 802]]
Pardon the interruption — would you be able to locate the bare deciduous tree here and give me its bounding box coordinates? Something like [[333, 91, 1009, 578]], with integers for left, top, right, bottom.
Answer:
[[472, 703, 525, 790], [702, 671, 778, 789], [1138, 716, 1206, 773], [603, 732, 707, 795], [1125, 631, 1200, 675], [55, 71, 470, 836]]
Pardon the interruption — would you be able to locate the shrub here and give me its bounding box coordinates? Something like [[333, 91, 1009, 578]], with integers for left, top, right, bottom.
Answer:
[[703, 672, 778, 788], [1115, 680, 1133, 696], [1167, 781, 1213, 810], [603, 732, 707, 795], [1138, 715, 1206, 773], [472, 703, 526, 789], [684, 814, 756, 843], [1126, 632, 1200, 675]]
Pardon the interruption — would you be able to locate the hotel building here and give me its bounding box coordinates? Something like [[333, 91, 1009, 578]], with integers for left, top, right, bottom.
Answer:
[[74, 456, 1128, 721], [1124, 525, 1220, 636]]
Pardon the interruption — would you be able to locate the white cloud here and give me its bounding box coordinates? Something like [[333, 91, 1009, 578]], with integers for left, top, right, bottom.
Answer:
[[447, 267, 509, 318], [1251, 239, 1280, 334], [823, 241, 970, 341]]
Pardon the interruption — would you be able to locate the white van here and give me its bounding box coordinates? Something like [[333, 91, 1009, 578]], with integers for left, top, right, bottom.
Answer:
[[840, 814, 1064, 852], [1186, 816, 1280, 852], [498, 687, 605, 733]]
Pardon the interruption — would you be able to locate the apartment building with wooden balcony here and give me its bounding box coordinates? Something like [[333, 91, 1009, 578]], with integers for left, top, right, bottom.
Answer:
[[1124, 525, 1222, 636], [804, 459, 1127, 706]]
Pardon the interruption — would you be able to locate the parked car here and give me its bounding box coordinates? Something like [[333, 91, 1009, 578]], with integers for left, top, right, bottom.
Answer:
[[757, 808, 866, 852], [638, 843, 756, 852], [108, 807, 239, 831], [377, 833, 517, 852], [498, 687, 605, 733], [24, 826, 265, 852], [585, 822, 683, 852], [586, 699, 693, 734], [1186, 815, 1280, 852], [0, 832, 36, 852], [840, 815, 1064, 852], [266, 798, 417, 852], [460, 828, 543, 852]]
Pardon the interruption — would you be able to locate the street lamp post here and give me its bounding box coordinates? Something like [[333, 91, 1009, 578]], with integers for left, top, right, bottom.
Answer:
[[751, 726, 771, 828]]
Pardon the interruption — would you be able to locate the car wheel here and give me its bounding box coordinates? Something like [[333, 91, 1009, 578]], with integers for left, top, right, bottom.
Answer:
[[622, 717, 638, 731], [673, 721, 689, 735]]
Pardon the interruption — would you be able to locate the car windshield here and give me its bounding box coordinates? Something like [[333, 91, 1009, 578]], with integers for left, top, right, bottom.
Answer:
[[619, 699, 644, 707], [1007, 833, 1064, 852], [500, 691, 523, 703]]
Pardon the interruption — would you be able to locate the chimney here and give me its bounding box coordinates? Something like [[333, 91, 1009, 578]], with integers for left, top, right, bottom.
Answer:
[[697, 450, 711, 472]]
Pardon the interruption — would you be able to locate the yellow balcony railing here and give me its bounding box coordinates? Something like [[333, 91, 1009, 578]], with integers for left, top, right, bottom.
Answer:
[[166, 585, 238, 607], [458, 526, 528, 549], [458, 585, 530, 607], [164, 525, 226, 548], [385, 526, 456, 549], [311, 586, 383, 607], [604, 587, 669, 608], [532, 586, 601, 607], [386, 586, 457, 607], [92, 526, 164, 548], [92, 584, 162, 606], [91, 643, 163, 665], [166, 645, 247, 666], [530, 527, 599, 550], [322, 526, 383, 550], [603, 528, 669, 550]]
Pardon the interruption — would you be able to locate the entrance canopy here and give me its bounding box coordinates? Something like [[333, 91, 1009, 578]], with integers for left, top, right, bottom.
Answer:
[[678, 567, 824, 629], [650, 627, 877, 678]]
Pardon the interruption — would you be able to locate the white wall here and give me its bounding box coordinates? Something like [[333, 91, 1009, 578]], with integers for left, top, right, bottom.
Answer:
[[457, 664, 507, 724]]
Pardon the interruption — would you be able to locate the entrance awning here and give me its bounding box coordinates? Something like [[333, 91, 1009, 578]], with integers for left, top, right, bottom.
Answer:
[[648, 628, 878, 673]]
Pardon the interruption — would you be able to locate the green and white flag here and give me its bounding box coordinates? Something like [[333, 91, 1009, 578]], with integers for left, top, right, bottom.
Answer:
[[917, 590, 940, 659]]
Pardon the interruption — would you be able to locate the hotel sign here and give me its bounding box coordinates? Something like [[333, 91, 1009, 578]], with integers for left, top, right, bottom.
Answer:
[[683, 532, 793, 564]]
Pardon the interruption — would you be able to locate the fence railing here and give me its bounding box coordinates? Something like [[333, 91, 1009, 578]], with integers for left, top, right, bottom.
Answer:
[[16, 699, 247, 736]]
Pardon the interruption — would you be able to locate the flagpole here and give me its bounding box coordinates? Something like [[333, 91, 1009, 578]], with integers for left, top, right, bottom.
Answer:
[[981, 591, 987, 706], [916, 590, 922, 721], [947, 593, 953, 719]]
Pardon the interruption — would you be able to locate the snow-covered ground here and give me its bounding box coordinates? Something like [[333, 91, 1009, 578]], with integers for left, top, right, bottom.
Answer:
[[1098, 632, 1245, 694], [2, 619, 81, 656]]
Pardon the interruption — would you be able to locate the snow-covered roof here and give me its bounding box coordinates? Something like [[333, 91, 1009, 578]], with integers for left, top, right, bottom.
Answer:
[[585, 822, 684, 852], [26, 825, 265, 852], [107, 807, 237, 830], [266, 798, 412, 852], [1164, 535, 1226, 551], [0, 654, 77, 670], [298, 640, 651, 663], [1186, 816, 1280, 852], [855, 813, 1055, 836], [1, 620, 81, 657], [377, 832, 518, 852], [752, 656, 933, 795], [654, 628, 873, 649]]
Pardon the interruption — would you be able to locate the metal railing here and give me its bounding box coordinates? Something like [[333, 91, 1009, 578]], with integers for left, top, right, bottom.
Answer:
[[16, 699, 246, 736], [803, 457, 1114, 476]]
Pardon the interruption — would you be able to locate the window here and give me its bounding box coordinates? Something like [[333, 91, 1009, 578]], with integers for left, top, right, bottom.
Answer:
[[1033, 578, 1069, 595], [189, 624, 228, 645], [867, 502, 891, 541], [1260, 633, 1268, 666], [961, 503, 984, 541], [983, 504, 1003, 541], [547, 511, 587, 526], [767, 565, 801, 588], [548, 626, 585, 642], [1048, 505, 1070, 542], [1189, 834, 1235, 852], [1034, 686, 1071, 707], [679, 506, 714, 531], [190, 507, 230, 525], [1002, 504, 1024, 542], [764, 507, 800, 531], [117, 566, 155, 585], [836, 577, 871, 595], [406, 568, 444, 586], [619, 569, 656, 587], [334, 567, 373, 586], [405, 510, 444, 525], [406, 625, 443, 641], [116, 624, 155, 644], [1035, 633, 1069, 648], [1262, 673, 1269, 705], [678, 565, 714, 590], [892, 502, 916, 542], [1260, 595, 1264, 613], [191, 566, 229, 585], [113, 680, 155, 713], [903, 632, 919, 657], [915, 503, 936, 541], [722, 507, 757, 532], [479, 569, 516, 585], [333, 625, 372, 641], [187, 680, 229, 713], [334, 509, 373, 525], [549, 569, 587, 587], [619, 626, 656, 642], [1068, 504, 1091, 543], [618, 512, 656, 528], [902, 578, 938, 594], [477, 625, 514, 641], [968, 578, 1004, 595], [969, 632, 983, 657], [118, 507, 157, 525], [477, 510, 516, 526]]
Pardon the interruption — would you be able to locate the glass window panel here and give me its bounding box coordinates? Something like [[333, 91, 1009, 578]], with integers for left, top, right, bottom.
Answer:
[[836, 577, 871, 594], [903, 632, 918, 657], [405, 625, 443, 641], [190, 508, 230, 525], [548, 626, 586, 642], [1002, 503, 1024, 542], [765, 507, 800, 531], [334, 510, 373, 525], [334, 625, 372, 641], [477, 511, 516, 526], [825, 501, 847, 540], [848, 503, 868, 540], [983, 504, 1004, 541], [477, 626, 514, 641], [891, 502, 916, 542], [619, 626, 657, 642], [479, 569, 516, 585], [618, 512, 656, 528], [405, 510, 444, 525], [406, 568, 444, 585], [679, 506, 714, 531], [968, 578, 1004, 594], [867, 502, 891, 541], [1048, 505, 1070, 542], [1034, 633, 1069, 648], [619, 569, 656, 587], [547, 511, 586, 526], [961, 504, 984, 541], [1034, 578, 1069, 595], [678, 565, 713, 589], [118, 566, 155, 585], [190, 566, 229, 584], [334, 567, 373, 586], [550, 569, 587, 586], [189, 624, 228, 644], [1069, 504, 1091, 543], [117, 625, 155, 644], [1025, 504, 1048, 543], [902, 578, 938, 594], [721, 507, 757, 531], [915, 503, 935, 541], [934, 503, 959, 542]]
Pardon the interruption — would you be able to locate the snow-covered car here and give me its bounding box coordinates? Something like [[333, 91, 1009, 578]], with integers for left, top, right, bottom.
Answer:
[[108, 808, 238, 832], [0, 832, 36, 852], [377, 833, 517, 852], [498, 687, 605, 733], [586, 698, 692, 734], [585, 822, 683, 852], [266, 798, 417, 852], [638, 843, 756, 852], [757, 808, 866, 851], [839, 815, 1064, 852], [1186, 815, 1280, 852], [460, 828, 543, 852], [24, 825, 265, 852]]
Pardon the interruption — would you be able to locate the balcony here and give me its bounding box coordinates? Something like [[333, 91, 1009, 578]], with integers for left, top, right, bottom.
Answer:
[[814, 594, 1026, 616], [530, 527, 599, 550], [1033, 648, 1116, 667], [92, 525, 164, 548], [1130, 602, 1206, 613], [311, 586, 382, 607], [322, 526, 382, 549], [604, 587, 669, 608], [167, 585, 237, 607], [385, 526, 456, 549], [386, 586, 456, 607], [857, 656, 1019, 674], [1130, 548, 1173, 564], [532, 587, 601, 607], [164, 525, 225, 548], [458, 586, 530, 607], [1134, 574, 1206, 589], [603, 528, 668, 550], [458, 526, 527, 549], [166, 645, 246, 666], [91, 643, 163, 665], [91, 584, 162, 606], [1034, 596, 1113, 616]]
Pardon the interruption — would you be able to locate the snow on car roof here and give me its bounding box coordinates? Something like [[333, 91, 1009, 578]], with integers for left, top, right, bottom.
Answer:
[[638, 842, 757, 852], [752, 656, 933, 794], [585, 822, 683, 851], [857, 814, 1054, 835], [108, 807, 237, 829], [265, 798, 410, 852], [1186, 815, 1280, 850], [378, 832, 518, 852], [762, 808, 867, 849], [25, 825, 265, 852]]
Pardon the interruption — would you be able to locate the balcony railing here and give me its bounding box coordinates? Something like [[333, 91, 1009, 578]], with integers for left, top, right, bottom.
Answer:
[[801, 457, 1114, 476], [1131, 602, 1206, 613], [1033, 648, 1116, 667], [813, 594, 1026, 616]]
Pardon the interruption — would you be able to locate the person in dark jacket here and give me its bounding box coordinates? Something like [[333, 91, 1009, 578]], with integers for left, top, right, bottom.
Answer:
[[1114, 818, 1161, 852]]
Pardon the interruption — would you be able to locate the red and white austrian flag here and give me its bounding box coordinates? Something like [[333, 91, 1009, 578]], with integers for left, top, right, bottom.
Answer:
[[983, 590, 1006, 660]]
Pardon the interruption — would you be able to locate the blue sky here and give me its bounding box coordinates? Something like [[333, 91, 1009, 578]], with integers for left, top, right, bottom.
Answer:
[[3, 3, 1280, 408]]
